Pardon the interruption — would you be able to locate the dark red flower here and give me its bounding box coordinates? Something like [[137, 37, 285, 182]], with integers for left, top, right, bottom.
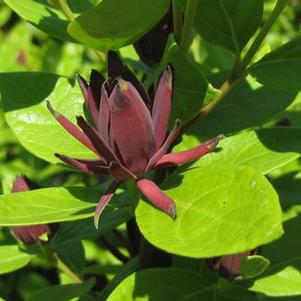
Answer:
[[210, 249, 259, 279], [48, 52, 222, 228], [10, 176, 54, 244], [134, 8, 173, 66]]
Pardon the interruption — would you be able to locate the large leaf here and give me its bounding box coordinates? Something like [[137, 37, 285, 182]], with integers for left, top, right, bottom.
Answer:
[[161, 38, 208, 125], [177, 128, 301, 175], [107, 268, 214, 301], [68, 0, 170, 50], [190, 82, 296, 137], [136, 164, 282, 258], [0, 72, 95, 163], [194, 0, 263, 53], [249, 217, 301, 297], [27, 278, 95, 301], [4, 0, 73, 42], [0, 186, 133, 226], [0, 245, 34, 275], [249, 37, 301, 90]]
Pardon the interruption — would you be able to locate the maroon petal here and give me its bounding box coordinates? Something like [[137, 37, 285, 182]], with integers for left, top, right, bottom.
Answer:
[[94, 181, 120, 228], [89, 69, 105, 109], [47, 101, 97, 154], [98, 85, 110, 143], [152, 65, 173, 148], [109, 81, 156, 174], [55, 154, 109, 175], [146, 120, 181, 172], [12, 175, 38, 192], [137, 179, 176, 219], [77, 116, 117, 162], [154, 135, 223, 168], [108, 51, 151, 108], [77, 74, 88, 99], [109, 161, 137, 181], [11, 225, 52, 245]]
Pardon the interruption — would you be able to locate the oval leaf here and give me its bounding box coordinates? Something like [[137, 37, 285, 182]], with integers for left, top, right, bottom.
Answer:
[[240, 255, 270, 279], [0, 186, 133, 226], [136, 164, 283, 258], [194, 0, 263, 53], [68, 0, 170, 50], [249, 37, 301, 90], [0, 72, 95, 163]]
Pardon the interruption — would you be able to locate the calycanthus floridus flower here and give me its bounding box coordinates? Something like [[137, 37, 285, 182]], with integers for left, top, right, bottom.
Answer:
[[47, 52, 222, 228]]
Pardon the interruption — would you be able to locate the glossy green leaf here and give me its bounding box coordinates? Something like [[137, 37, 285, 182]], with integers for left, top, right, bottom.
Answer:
[[68, 0, 170, 50], [194, 0, 263, 53], [190, 82, 296, 137], [240, 255, 270, 279], [0, 72, 95, 163], [249, 37, 301, 90], [178, 128, 301, 175], [4, 0, 74, 42], [0, 186, 133, 226], [27, 278, 95, 301], [136, 164, 282, 258], [0, 245, 34, 275], [250, 217, 301, 297], [107, 268, 214, 301], [162, 37, 208, 125]]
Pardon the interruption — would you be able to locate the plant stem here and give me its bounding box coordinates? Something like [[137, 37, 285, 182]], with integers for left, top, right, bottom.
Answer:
[[172, 0, 183, 45], [99, 236, 129, 263], [56, 0, 75, 21], [180, 0, 198, 51], [182, 0, 289, 133], [231, 0, 289, 80], [54, 254, 83, 283]]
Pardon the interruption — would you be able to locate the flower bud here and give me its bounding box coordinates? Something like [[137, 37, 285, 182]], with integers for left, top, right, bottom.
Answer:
[[10, 176, 55, 244]]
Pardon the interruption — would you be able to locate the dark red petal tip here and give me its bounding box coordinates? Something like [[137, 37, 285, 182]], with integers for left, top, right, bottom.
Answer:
[[137, 179, 177, 220], [94, 181, 120, 228]]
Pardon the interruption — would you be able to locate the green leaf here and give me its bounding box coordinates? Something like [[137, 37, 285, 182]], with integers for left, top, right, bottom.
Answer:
[[68, 0, 170, 50], [240, 255, 270, 279], [136, 164, 282, 258], [250, 217, 301, 297], [0, 72, 95, 163], [107, 268, 215, 301], [249, 37, 301, 90], [0, 186, 133, 226], [194, 0, 263, 53], [162, 37, 208, 125], [178, 128, 301, 175], [27, 278, 95, 301], [0, 245, 34, 275], [4, 0, 74, 42], [190, 81, 296, 137]]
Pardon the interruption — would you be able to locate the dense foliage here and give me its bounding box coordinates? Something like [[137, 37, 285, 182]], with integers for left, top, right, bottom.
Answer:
[[0, 0, 301, 300]]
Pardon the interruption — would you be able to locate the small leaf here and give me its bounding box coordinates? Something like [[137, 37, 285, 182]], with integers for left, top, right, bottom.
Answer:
[[240, 255, 270, 279], [0, 245, 34, 275], [249, 217, 301, 297], [136, 164, 283, 258], [27, 278, 95, 301], [68, 0, 170, 50], [4, 0, 74, 42], [194, 0, 263, 53], [249, 37, 301, 90]]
